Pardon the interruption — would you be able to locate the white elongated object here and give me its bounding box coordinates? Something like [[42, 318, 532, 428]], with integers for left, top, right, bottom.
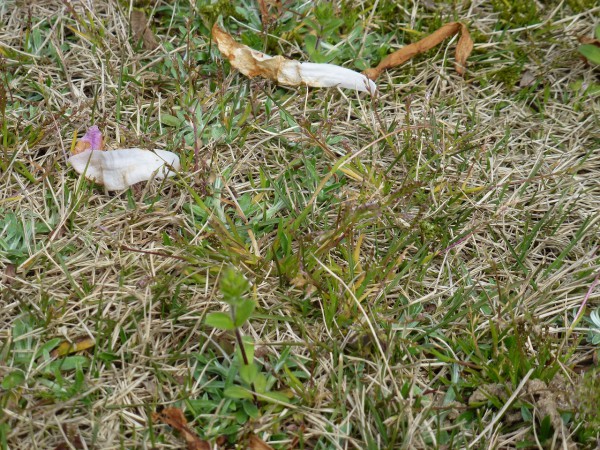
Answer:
[[212, 24, 377, 94], [279, 61, 377, 92], [69, 148, 180, 191]]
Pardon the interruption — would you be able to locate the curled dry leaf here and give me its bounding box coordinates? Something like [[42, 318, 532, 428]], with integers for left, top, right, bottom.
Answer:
[[69, 148, 180, 191], [363, 22, 473, 80], [131, 10, 159, 51], [248, 433, 275, 450], [578, 35, 600, 46], [519, 70, 536, 88], [3, 263, 16, 285], [152, 407, 210, 450], [212, 24, 376, 94], [73, 125, 104, 155], [52, 425, 85, 450], [50, 337, 96, 358]]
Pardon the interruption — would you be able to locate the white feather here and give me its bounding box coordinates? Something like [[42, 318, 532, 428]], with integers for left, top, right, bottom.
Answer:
[[69, 148, 180, 191]]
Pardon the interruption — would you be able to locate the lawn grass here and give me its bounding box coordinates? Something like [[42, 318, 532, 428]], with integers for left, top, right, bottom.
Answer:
[[1, 0, 599, 448]]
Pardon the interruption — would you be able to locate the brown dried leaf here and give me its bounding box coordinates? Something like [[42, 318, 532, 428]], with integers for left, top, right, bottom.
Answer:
[[131, 10, 159, 51], [519, 70, 536, 88], [578, 36, 600, 46], [152, 407, 210, 450], [53, 437, 84, 450], [3, 263, 16, 285], [289, 271, 317, 295], [52, 426, 85, 449], [257, 0, 271, 27], [363, 22, 473, 80], [248, 433, 274, 450], [257, 0, 282, 27], [50, 337, 95, 357], [73, 140, 92, 155], [53, 440, 84, 450], [212, 24, 285, 81]]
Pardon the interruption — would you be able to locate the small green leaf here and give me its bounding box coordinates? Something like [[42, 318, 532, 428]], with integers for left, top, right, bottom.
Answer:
[[0, 422, 9, 450], [595, 24, 600, 41], [569, 80, 600, 95], [260, 391, 290, 404], [242, 400, 259, 419], [160, 114, 182, 127], [234, 299, 255, 327], [35, 338, 62, 358], [46, 356, 89, 373], [354, 58, 369, 71], [211, 124, 226, 140], [224, 385, 254, 400], [578, 44, 600, 65], [521, 405, 533, 422], [97, 352, 119, 363], [187, 399, 218, 414], [239, 362, 259, 385], [205, 312, 235, 330], [2, 370, 25, 389], [234, 408, 248, 424], [539, 415, 553, 440], [220, 267, 250, 306], [237, 336, 255, 362], [516, 441, 538, 448], [219, 267, 250, 306], [253, 373, 267, 393]]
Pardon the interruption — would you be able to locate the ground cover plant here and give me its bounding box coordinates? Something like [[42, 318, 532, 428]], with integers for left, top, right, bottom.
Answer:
[[1, 0, 599, 448]]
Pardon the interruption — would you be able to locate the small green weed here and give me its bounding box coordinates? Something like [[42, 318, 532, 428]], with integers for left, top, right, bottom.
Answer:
[[1, 315, 90, 411], [195, 267, 290, 442], [578, 25, 600, 65]]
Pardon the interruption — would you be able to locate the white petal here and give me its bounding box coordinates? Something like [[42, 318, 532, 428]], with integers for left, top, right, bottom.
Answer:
[[278, 60, 303, 85], [69, 148, 180, 191], [298, 63, 377, 93]]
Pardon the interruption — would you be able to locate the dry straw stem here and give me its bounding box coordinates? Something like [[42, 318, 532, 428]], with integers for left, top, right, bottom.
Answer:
[[363, 22, 473, 80]]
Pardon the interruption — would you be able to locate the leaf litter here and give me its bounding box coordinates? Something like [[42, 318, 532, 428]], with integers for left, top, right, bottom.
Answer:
[[212, 24, 376, 94], [152, 407, 210, 450], [213, 21, 473, 93], [50, 337, 95, 358], [363, 22, 473, 80], [69, 21, 473, 190], [130, 10, 159, 51], [247, 433, 275, 450]]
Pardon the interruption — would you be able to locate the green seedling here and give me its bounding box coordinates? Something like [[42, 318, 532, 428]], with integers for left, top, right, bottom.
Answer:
[[205, 267, 287, 405], [578, 25, 600, 65]]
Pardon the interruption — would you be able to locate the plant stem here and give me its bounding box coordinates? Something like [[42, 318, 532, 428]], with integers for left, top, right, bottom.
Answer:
[[232, 308, 258, 403]]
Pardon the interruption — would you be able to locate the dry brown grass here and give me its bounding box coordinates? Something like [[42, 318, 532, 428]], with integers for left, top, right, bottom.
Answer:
[[1, 0, 599, 449]]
